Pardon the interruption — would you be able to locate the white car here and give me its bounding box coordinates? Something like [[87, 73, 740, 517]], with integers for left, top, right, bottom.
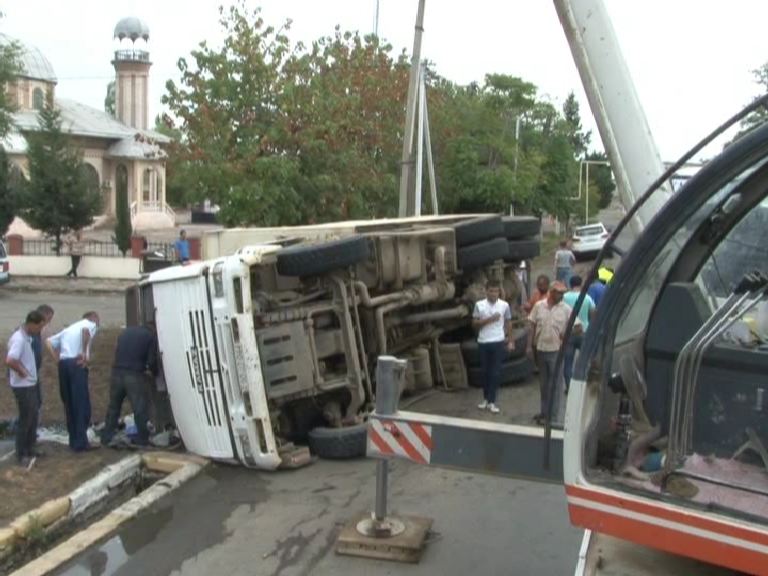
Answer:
[[571, 223, 609, 258], [0, 240, 9, 285]]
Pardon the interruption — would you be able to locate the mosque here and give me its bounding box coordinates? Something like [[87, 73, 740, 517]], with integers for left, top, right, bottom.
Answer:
[[1, 16, 174, 232]]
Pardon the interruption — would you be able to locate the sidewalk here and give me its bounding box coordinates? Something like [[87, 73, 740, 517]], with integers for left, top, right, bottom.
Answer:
[[5, 276, 134, 294]]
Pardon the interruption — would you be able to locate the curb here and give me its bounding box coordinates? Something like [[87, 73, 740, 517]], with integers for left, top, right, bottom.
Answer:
[[4, 279, 132, 295], [3, 452, 208, 575]]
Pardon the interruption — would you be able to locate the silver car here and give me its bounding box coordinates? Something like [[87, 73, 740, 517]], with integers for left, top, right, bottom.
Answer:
[[571, 222, 609, 259], [0, 240, 9, 285]]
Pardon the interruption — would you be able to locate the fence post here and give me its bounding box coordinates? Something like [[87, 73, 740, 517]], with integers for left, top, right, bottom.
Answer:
[[130, 236, 145, 258], [188, 237, 201, 261], [6, 234, 23, 256]]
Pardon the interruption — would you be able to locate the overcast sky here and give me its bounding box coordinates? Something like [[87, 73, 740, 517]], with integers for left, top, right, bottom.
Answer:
[[2, 1, 767, 162]]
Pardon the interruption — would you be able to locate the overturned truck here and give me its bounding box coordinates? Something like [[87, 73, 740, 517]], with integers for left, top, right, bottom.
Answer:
[[126, 214, 540, 468]]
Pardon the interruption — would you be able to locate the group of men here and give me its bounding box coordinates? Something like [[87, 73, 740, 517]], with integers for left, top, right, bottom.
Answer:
[[5, 305, 159, 467], [473, 265, 611, 424]]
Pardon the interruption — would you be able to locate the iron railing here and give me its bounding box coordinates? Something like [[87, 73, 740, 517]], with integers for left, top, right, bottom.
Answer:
[[20, 239, 175, 258]]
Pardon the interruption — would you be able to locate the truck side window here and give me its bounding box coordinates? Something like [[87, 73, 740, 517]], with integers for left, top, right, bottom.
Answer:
[[213, 262, 224, 298]]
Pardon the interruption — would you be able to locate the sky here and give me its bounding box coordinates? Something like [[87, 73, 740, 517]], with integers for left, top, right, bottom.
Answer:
[[2, 0, 767, 162]]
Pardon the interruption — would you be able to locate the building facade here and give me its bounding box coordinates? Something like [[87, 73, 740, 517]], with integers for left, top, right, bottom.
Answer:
[[2, 16, 174, 233]]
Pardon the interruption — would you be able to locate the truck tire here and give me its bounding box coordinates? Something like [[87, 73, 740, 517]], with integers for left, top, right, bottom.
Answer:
[[505, 239, 540, 261], [276, 236, 369, 277], [467, 357, 534, 388], [307, 423, 368, 459], [453, 216, 504, 247], [457, 237, 509, 270], [461, 328, 529, 367], [502, 216, 540, 239]]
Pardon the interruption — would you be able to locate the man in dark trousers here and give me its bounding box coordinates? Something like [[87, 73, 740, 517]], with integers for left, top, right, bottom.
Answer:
[[30, 304, 55, 422], [5, 310, 47, 466], [101, 323, 158, 447], [46, 311, 100, 451]]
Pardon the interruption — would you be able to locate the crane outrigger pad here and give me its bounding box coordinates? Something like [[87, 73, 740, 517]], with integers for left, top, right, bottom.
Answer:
[[336, 513, 432, 563]]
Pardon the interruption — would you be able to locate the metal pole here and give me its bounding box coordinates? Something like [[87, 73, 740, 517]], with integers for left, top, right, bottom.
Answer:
[[414, 63, 426, 216], [398, 0, 427, 217], [424, 88, 439, 215], [374, 0, 380, 37], [512, 115, 521, 215], [370, 356, 407, 526], [585, 161, 590, 224]]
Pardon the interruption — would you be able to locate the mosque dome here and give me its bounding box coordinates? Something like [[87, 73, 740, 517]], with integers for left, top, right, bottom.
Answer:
[[0, 33, 56, 83], [113, 17, 150, 42]]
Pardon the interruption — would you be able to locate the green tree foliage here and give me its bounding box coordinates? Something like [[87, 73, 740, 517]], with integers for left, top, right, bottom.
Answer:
[[112, 177, 132, 256], [104, 80, 116, 116], [0, 38, 20, 138], [731, 61, 768, 143], [22, 99, 101, 253], [586, 151, 615, 210], [161, 4, 594, 226], [0, 148, 17, 235]]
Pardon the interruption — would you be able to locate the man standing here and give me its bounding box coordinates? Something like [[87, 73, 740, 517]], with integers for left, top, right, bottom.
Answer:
[[174, 229, 190, 265], [65, 230, 84, 278], [5, 310, 46, 466], [523, 274, 550, 314], [472, 280, 514, 415], [562, 275, 596, 390], [30, 304, 55, 422], [101, 323, 158, 447], [554, 240, 576, 284], [46, 311, 100, 452], [527, 282, 581, 425]]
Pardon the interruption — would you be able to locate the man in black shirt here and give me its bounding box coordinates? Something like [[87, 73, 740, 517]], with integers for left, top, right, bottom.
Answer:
[[101, 323, 158, 447]]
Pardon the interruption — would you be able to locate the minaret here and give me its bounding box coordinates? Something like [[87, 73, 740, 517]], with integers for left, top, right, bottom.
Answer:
[[112, 17, 151, 130]]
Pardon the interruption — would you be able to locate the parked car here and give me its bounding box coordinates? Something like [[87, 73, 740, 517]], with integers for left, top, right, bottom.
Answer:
[[0, 240, 9, 285], [571, 222, 609, 259]]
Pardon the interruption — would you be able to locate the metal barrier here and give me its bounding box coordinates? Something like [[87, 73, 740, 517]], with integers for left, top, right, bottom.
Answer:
[[337, 355, 564, 562]]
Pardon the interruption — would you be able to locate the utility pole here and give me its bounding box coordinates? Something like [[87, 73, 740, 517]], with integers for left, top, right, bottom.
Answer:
[[398, 0, 426, 217], [374, 0, 380, 37]]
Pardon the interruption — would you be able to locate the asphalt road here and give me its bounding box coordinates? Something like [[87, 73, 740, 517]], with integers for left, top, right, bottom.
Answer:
[[0, 289, 126, 339], [55, 459, 582, 576]]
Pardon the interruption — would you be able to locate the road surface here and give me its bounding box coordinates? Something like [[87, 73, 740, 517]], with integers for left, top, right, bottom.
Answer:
[[55, 459, 582, 576]]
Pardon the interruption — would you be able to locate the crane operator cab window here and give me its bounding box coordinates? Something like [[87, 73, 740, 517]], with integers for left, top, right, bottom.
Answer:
[[575, 131, 768, 527]]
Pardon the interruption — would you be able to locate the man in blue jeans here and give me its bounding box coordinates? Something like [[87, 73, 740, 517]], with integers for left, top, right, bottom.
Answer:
[[563, 275, 596, 391], [472, 280, 514, 414]]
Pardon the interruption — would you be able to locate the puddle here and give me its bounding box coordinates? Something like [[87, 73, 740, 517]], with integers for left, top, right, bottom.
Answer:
[[54, 505, 173, 576]]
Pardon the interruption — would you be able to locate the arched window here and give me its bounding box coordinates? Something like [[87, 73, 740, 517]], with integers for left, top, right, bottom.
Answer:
[[80, 163, 102, 212], [33, 88, 44, 110]]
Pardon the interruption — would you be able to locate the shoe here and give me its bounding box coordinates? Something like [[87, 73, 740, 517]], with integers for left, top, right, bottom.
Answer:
[[477, 400, 489, 410], [488, 403, 500, 414]]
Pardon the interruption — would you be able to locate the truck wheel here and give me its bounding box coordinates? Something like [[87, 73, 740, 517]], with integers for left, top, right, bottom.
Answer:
[[461, 329, 528, 367], [505, 239, 540, 261], [307, 423, 368, 459], [502, 216, 540, 239], [457, 237, 509, 270], [276, 236, 369, 277], [467, 357, 534, 388], [453, 216, 504, 247]]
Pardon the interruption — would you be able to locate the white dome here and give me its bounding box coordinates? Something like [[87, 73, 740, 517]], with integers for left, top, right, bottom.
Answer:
[[114, 17, 150, 42], [0, 33, 56, 83]]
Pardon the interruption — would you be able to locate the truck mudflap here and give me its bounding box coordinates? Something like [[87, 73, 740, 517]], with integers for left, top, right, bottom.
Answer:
[[574, 530, 740, 576]]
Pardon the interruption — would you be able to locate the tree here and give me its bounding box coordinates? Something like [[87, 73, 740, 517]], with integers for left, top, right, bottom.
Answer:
[[0, 148, 17, 235], [104, 80, 116, 116], [22, 99, 101, 253], [162, 3, 300, 226], [0, 38, 20, 138], [112, 176, 132, 256], [562, 92, 590, 159], [730, 62, 768, 143], [586, 151, 615, 209]]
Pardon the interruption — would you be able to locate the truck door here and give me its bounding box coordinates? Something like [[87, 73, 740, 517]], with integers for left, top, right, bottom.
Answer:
[[152, 268, 237, 461]]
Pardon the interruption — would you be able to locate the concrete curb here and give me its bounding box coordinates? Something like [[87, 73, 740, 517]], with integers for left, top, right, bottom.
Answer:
[[4, 278, 132, 295], [3, 452, 208, 575]]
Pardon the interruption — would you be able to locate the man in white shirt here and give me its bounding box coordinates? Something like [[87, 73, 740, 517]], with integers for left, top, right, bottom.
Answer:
[[472, 280, 514, 414], [5, 310, 47, 465], [46, 311, 100, 452]]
